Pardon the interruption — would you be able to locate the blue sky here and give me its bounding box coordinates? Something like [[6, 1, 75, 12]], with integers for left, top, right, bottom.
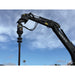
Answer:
[[0, 10, 75, 65]]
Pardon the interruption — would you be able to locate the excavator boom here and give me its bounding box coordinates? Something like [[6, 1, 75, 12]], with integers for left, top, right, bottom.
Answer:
[[17, 13, 75, 65]]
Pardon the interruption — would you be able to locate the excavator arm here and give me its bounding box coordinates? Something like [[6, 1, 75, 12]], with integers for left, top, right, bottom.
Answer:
[[17, 13, 75, 65]]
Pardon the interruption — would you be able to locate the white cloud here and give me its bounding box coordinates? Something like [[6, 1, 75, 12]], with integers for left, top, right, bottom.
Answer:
[[0, 25, 17, 41], [24, 25, 63, 49], [0, 35, 8, 42]]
